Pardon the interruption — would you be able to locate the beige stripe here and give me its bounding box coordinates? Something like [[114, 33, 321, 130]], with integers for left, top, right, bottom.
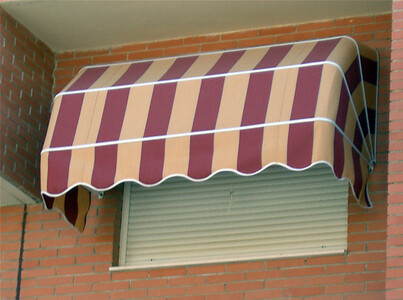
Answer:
[[364, 83, 377, 110], [182, 53, 222, 78], [327, 37, 357, 73], [61, 69, 86, 92], [114, 85, 154, 182], [277, 41, 316, 67], [262, 68, 299, 166], [358, 43, 378, 62], [90, 64, 131, 89], [211, 74, 250, 172], [75, 186, 91, 232], [53, 194, 66, 215], [311, 64, 343, 164], [136, 58, 176, 84], [163, 79, 202, 177], [43, 95, 63, 150], [70, 91, 108, 187], [40, 152, 49, 192], [358, 157, 369, 206], [68, 91, 107, 187], [311, 122, 336, 165], [341, 90, 360, 184], [230, 47, 268, 73]]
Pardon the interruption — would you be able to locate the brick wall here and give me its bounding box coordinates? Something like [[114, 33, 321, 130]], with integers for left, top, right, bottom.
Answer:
[[387, 0, 403, 299], [0, 7, 55, 199], [1, 12, 393, 299]]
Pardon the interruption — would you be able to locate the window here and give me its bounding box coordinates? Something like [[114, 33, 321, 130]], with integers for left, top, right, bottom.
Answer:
[[118, 164, 348, 269]]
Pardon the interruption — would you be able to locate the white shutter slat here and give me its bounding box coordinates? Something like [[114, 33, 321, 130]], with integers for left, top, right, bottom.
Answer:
[[121, 164, 348, 268]]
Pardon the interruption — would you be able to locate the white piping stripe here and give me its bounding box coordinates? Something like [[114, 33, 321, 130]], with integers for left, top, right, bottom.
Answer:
[[50, 60, 373, 162], [41, 117, 370, 165]]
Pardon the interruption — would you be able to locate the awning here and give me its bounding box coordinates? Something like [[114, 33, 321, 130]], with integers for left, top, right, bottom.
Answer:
[[41, 36, 378, 232]]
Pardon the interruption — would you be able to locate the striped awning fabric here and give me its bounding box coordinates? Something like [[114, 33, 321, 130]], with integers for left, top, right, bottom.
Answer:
[[41, 36, 378, 232]]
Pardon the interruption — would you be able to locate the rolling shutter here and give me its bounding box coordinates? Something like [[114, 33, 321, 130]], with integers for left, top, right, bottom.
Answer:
[[119, 164, 348, 268]]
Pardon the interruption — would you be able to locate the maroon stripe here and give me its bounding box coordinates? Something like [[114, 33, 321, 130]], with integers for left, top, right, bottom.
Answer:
[[302, 38, 340, 63], [47, 150, 72, 194], [48, 93, 84, 194], [254, 44, 293, 69], [188, 77, 225, 179], [287, 65, 323, 168], [64, 186, 79, 226], [42, 194, 54, 209], [51, 94, 84, 147], [160, 56, 198, 80], [67, 67, 108, 92], [207, 50, 245, 75], [91, 89, 130, 188], [139, 83, 177, 184], [237, 71, 274, 174], [352, 149, 363, 201], [113, 61, 152, 86], [333, 82, 350, 178]]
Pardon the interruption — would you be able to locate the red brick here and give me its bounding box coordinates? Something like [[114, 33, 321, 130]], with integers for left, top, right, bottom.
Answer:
[[150, 267, 186, 277], [93, 281, 130, 291], [74, 294, 109, 300], [111, 43, 147, 53], [206, 294, 246, 300], [201, 41, 238, 52], [346, 272, 385, 283], [267, 278, 304, 288], [286, 286, 324, 297], [170, 276, 206, 286], [336, 16, 374, 26], [131, 278, 167, 289], [227, 261, 265, 272], [58, 245, 94, 256], [148, 287, 186, 297], [188, 264, 226, 275], [93, 53, 127, 64], [246, 269, 284, 280], [57, 58, 92, 69], [267, 258, 305, 269], [127, 49, 163, 60], [149, 38, 183, 49], [314, 27, 353, 38], [221, 29, 258, 40], [305, 275, 345, 286], [111, 270, 148, 281], [326, 263, 366, 274], [259, 25, 296, 36], [184, 35, 220, 45], [164, 45, 200, 57], [22, 267, 56, 278], [75, 273, 111, 284], [298, 20, 335, 32], [57, 265, 93, 275], [326, 283, 365, 294], [19, 287, 54, 297], [276, 31, 313, 43], [286, 266, 324, 277], [56, 284, 92, 295], [76, 253, 112, 264], [244, 289, 284, 300], [187, 283, 225, 295], [110, 290, 148, 299], [226, 281, 264, 292], [75, 48, 110, 58], [208, 272, 244, 283], [40, 256, 75, 267], [37, 275, 74, 287]]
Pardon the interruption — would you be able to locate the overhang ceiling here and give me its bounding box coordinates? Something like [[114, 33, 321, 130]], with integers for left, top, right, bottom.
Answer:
[[1, 0, 392, 53]]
